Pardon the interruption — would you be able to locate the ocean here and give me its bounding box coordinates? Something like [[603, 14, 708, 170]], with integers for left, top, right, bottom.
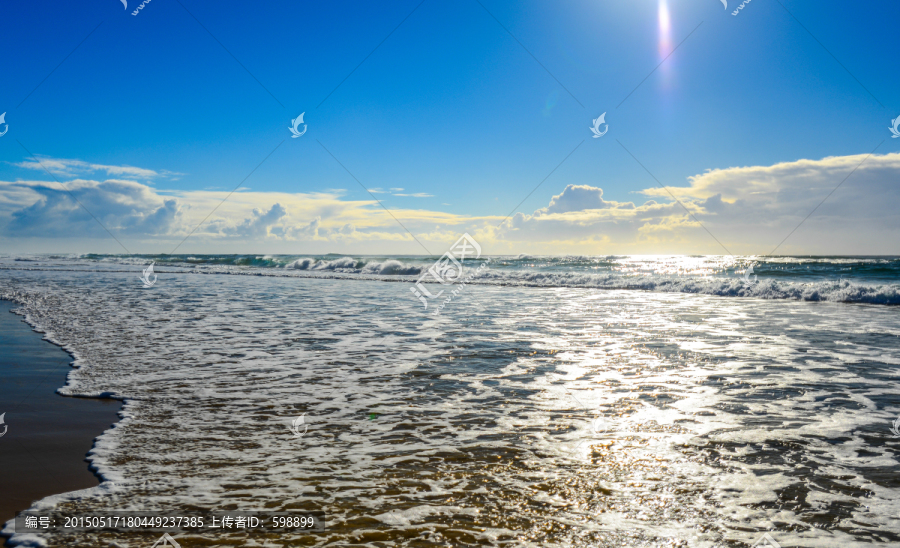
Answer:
[[2, 253, 900, 547]]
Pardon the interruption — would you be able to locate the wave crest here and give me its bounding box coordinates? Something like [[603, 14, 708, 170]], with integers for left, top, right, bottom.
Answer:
[[283, 257, 423, 275], [477, 271, 900, 305]]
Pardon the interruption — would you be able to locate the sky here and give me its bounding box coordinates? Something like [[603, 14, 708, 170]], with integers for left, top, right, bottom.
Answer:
[[1, 0, 899, 256]]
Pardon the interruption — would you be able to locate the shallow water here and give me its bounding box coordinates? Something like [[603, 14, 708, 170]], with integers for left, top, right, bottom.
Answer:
[[2, 262, 900, 547]]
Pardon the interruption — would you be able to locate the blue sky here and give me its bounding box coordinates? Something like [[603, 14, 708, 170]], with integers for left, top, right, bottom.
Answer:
[[1, 0, 899, 255]]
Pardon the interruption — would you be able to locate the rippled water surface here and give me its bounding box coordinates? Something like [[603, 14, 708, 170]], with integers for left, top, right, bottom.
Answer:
[[3, 264, 900, 547]]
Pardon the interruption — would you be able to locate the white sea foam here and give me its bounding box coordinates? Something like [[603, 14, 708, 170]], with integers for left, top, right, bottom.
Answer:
[[2, 265, 900, 546], [475, 270, 900, 304], [283, 257, 424, 276], [4, 254, 898, 305], [360, 259, 422, 276]]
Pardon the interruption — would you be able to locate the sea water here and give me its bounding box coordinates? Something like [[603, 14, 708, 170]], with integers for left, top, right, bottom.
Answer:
[[2, 254, 899, 547]]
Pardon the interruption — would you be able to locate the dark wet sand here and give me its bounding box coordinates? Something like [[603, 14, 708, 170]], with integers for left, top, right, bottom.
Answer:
[[0, 300, 121, 526]]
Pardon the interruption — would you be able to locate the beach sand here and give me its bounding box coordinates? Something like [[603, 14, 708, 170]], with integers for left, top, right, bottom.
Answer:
[[0, 300, 121, 526]]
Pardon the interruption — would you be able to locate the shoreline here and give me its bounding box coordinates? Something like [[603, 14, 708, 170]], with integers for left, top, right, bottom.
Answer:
[[0, 300, 121, 538]]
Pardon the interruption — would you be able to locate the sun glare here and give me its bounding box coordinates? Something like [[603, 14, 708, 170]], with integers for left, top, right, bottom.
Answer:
[[658, 0, 672, 86]]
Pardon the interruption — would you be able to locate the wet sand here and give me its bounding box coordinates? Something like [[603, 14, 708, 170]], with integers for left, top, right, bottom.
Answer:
[[0, 300, 121, 526]]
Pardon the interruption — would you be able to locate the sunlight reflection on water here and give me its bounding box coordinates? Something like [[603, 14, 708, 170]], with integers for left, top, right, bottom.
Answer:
[[2, 269, 900, 547]]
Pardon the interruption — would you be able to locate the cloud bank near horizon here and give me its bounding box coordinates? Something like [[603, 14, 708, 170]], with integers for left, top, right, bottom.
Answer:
[[1, 152, 898, 255]]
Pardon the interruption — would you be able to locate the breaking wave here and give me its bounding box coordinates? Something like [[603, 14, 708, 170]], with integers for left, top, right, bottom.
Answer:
[[475, 270, 900, 305], [3, 254, 900, 305], [284, 257, 423, 275]]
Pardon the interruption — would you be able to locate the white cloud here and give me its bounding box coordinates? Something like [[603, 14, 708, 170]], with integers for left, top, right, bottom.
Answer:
[[368, 187, 433, 198], [493, 152, 900, 254], [223, 203, 287, 238], [0, 169, 455, 251], [1, 179, 183, 238], [2, 152, 899, 255], [285, 216, 321, 239], [392, 192, 433, 198], [13, 156, 177, 180], [540, 184, 634, 214]]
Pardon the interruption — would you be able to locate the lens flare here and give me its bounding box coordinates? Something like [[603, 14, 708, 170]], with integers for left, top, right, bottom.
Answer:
[[658, 0, 672, 88]]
